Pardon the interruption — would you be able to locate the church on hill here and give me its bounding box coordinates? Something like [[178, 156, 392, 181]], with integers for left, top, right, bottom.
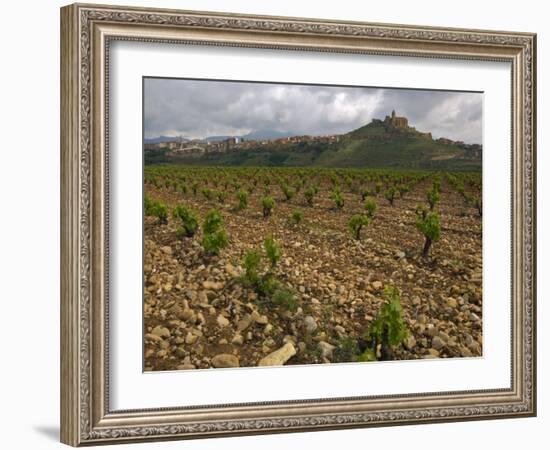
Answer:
[[384, 110, 409, 128]]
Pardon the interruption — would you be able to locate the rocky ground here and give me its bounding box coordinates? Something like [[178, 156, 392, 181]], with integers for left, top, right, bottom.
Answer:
[[143, 176, 482, 371]]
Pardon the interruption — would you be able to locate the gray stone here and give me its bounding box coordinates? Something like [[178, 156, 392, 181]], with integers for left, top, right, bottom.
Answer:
[[161, 246, 173, 255], [258, 343, 297, 366], [231, 334, 244, 345], [303, 316, 318, 333], [395, 251, 406, 259], [404, 335, 417, 350], [236, 316, 252, 332], [217, 314, 230, 327], [252, 311, 269, 325], [446, 297, 458, 308], [372, 281, 383, 290], [318, 341, 336, 359], [211, 354, 240, 368], [431, 336, 445, 350], [469, 312, 481, 322], [144, 333, 163, 344], [151, 325, 170, 339], [203, 280, 224, 290]]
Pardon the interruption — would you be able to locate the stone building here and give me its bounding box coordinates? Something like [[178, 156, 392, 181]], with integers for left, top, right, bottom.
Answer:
[[384, 110, 409, 128]]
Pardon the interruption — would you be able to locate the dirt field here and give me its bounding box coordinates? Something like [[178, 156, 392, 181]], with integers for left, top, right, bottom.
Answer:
[[143, 167, 482, 371]]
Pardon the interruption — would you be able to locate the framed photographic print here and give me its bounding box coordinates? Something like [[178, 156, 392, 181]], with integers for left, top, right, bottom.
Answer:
[[60, 3, 537, 446]]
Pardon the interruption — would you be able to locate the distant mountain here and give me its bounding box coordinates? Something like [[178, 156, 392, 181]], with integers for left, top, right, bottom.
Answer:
[[201, 135, 233, 142], [147, 130, 296, 144], [146, 117, 481, 171], [201, 130, 295, 142], [242, 129, 295, 141], [144, 135, 188, 144]]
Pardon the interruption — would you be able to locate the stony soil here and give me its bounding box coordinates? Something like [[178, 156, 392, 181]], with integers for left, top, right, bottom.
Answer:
[[143, 176, 482, 371]]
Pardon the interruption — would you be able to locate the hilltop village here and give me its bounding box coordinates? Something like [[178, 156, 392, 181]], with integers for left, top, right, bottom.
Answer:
[[144, 110, 482, 159]]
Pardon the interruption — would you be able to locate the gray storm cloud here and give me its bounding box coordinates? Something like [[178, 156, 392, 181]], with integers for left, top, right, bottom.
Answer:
[[144, 78, 482, 144]]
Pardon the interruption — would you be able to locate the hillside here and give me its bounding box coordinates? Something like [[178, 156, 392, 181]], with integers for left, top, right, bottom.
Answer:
[[314, 120, 480, 171], [145, 118, 481, 171]]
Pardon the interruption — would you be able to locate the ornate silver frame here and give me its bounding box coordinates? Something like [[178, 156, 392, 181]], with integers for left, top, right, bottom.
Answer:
[[60, 3, 536, 446]]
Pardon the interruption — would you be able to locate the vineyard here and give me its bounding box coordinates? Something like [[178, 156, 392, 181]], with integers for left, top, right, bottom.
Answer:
[[143, 166, 482, 371]]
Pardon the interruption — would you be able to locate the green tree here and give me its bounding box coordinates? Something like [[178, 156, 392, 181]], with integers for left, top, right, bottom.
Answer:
[[264, 234, 282, 269], [216, 190, 228, 204], [242, 249, 261, 287], [236, 189, 248, 210], [427, 184, 440, 211], [281, 184, 295, 202], [415, 206, 441, 257], [172, 204, 199, 237], [361, 187, 373, 201], [384, 186, 396, 206], [331, 186, 344, 209], [201, 187, 213, 201], [397, 184, 409, 198], [145, 198, 168, 225], [292, 209, 304, 225], [348, 214, 370, 240], [262, 196, 276, 218], [304, 186, 316, 206], [364, 199, 377, 219], [201, 210, 228, 255], [364, 286, 408, 361]]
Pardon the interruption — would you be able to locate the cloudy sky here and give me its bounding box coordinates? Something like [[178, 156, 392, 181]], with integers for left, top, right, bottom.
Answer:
[[144, 78, 482, 144]]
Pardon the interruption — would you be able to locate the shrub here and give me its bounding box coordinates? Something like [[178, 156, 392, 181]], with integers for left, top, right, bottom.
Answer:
[[384, 186, 396, 206], [236, 189, 248, 210], [272, 288, 298, 312], [364, 286, 408, 361], [397, 184, 409, 198], [201, 210, 228, 255], [264, 234, 282, 269], [216, 190, 228, 204], [427, 185, 440, 211], [304, 186, 316, 206], [292, 208, 304, 225], [465, 193, 482, 218], [472, 195, 482, 217], [281, 184, 295, 202], [144, 195, 154, 216], [331, 186, 344, 209], [415, 206, 441, 257], [333, 337, 360, 363], [262, 196, 275, 218], [202, 187, 214, 201], [145, 198, 168, 225], [348, 214, 370, 240], [191, 182, 198, 196], [433, 176, 441, 192], [242, 249, 261, 287], [172, 204, 199, 237], [364, 199, 377, 219], [361, 187, 373, 201], [240, 237, 298, 312], [375, 182, 383, 194]]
